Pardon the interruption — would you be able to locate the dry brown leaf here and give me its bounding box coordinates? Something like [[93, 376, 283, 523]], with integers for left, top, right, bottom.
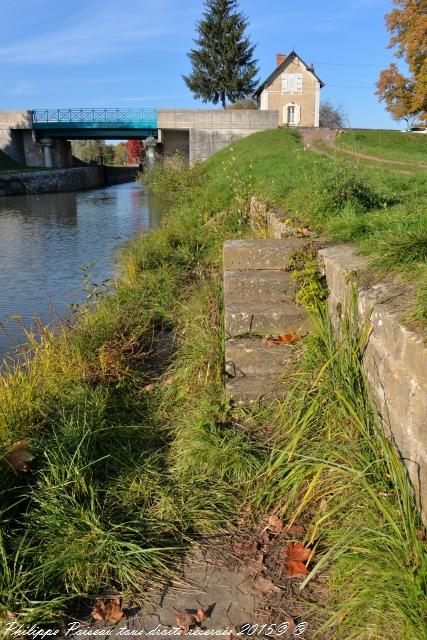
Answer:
[[416, 529, 426, 541], [283, 523, 305, 536], [284, 558, 309, 577], [195, 608, 208, 623], [286, 542, 312, 562], [4, 441, 35, 472], [284, 542, 313, 578], [320, 498, 328, 512], [262, 332, 301, 346], [253, 576, 281, 594], [298, 227, 311, 237], [91, 594, 124, 624], [267, 514, 283, 534], [176, 612, 195, 634], [226, 627, 239, 640]]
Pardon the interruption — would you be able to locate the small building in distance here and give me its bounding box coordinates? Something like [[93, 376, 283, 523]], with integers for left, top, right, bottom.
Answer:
[[254, 51, 324, 127]]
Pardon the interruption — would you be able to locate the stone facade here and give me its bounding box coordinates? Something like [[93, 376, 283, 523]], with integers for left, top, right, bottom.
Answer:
[[255, 52, 323, 127]]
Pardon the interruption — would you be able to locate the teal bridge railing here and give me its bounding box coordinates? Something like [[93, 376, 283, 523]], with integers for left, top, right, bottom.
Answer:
[[32, 108, 158, 130]]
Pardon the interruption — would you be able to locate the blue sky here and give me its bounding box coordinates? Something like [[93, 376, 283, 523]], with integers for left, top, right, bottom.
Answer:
[[0, 0, 402, 128]]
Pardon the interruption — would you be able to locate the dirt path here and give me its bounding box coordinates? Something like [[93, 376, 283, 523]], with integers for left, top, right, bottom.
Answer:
[[299, 128, 427, 173]]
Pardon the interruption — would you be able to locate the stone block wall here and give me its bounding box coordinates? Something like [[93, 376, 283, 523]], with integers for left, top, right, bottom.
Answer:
[[249, 196, 427, 524], [319, 246, 427, 525]]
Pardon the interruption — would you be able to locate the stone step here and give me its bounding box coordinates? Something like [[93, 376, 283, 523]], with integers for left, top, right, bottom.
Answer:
[[225, 302, 308, 337], [225, 337, 299, 378], [226, 374, 288, 405], [223, 238, 308, 271], [223, 270, 296, 304]]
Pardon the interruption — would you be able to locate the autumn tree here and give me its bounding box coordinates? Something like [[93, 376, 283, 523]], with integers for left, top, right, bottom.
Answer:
[[376, 0, 427, 125], [127, 140, 145, 164], [183, 0, 259, 108]]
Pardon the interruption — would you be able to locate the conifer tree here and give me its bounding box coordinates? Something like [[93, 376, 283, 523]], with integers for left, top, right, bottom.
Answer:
[[183, 0, 259, 109]]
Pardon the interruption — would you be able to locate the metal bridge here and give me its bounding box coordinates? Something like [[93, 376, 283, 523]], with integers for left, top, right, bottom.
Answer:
[[32, 108, 158, 139]]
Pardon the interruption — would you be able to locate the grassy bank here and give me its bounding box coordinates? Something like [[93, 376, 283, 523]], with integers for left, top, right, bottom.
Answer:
[[0, 129, 426, 638], [335, 129, 427, 164]]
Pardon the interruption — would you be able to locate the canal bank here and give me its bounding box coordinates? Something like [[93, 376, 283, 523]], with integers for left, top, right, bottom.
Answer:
[[0, 165, 138, 196], [0, 130, 426, 638]]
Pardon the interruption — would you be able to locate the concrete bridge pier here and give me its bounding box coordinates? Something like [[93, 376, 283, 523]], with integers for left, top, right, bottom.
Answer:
[[145, 136, 157, 169], [40, 138, 53, 168]]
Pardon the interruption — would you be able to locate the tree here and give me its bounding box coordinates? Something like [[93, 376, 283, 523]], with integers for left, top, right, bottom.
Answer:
[[319, 101, 345, 129], [183, 0, 259, 109], [376, 0, 427, 124], [71, 140, 115, 164], [127, 140, 145, 164], [229, 97, 257, 110], [113, 142, 128, 165]]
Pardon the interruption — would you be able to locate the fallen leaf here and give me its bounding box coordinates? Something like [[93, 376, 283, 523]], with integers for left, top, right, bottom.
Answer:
[[284, 542, 313, 578], [267, 514, 283, 534], [262, 332, 301, 346], [284, 558, 308, 577], [248, 552, 264, 575], [320, 498, 328, 512], [176, 612, 198, 634], [4, 441, 35, 472], [253, 576, 281, 594], [195, 608, 208, 623], [298, 227, 311, 237], [416, 529, 426, 541], [286, 542, 312, 563], [226, 627, 239, 640], [283, 523, 305, 536], [91, 592, 124, 624]]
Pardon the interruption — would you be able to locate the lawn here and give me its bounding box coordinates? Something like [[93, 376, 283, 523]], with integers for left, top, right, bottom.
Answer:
[[335, 129, 427, 164]]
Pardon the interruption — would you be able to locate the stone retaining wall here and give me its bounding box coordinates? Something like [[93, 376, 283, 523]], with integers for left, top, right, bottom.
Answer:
[[0, 166, 137, 196], [250, 196, 427, 524]]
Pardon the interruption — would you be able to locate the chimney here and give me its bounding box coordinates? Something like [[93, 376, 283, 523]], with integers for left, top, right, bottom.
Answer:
[[276, 53, 286, 67]]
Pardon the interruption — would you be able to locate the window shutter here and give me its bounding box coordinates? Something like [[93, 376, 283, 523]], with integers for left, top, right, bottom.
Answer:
[[282, 74, 288, 93], [296, 74, 303, 93], [295, 104, 301, 125], [260, 90, 269, 110], [283, 105, 288, 124]]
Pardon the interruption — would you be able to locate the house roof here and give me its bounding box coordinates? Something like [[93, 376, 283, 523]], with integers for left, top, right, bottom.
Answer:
[[254, 50, 325, 96]]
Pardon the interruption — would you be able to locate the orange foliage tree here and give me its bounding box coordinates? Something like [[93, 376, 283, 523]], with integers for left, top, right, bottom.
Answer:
[[376, 0, 427, 126], [127, 140, 145, 164]]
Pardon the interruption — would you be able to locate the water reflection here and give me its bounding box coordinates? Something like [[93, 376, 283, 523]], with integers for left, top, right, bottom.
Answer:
[[0, 181, 163, 359]]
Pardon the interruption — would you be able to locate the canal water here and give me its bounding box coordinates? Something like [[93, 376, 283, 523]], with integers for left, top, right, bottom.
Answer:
[[0, 181, 164, 362]]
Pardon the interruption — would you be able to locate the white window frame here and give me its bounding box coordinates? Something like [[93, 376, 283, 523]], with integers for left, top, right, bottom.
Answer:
[[283, 102, 301, 126], [282, 73, 303, 94]]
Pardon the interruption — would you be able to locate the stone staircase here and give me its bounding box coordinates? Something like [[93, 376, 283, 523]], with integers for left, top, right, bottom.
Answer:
[[223, 239, 309, 405]]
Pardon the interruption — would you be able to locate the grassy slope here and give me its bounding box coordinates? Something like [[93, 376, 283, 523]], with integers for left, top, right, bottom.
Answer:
[[335, 129, 427, 164], [0, 131, 426, 637], [206, 129, 427, 321]]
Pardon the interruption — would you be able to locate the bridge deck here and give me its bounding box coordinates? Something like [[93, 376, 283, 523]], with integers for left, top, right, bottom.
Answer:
[[32, 109, 158, 139]]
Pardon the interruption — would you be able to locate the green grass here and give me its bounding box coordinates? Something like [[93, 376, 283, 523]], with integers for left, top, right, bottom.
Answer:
[[0, 150, 39, 174], [0, 132, 426, 637], [335, 129, 427, 165], [199, 129, 427, 322], [253, 300, 427, 638]]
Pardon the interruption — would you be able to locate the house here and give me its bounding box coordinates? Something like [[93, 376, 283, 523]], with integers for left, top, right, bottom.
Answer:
[[254, 51, 324, 127]]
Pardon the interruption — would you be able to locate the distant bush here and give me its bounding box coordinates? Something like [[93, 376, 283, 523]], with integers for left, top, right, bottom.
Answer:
[[141, 156, 204, 203], [313, 165, 384, 215]]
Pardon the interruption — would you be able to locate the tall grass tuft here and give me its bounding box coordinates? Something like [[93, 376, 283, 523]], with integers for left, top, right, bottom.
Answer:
[[255, 296, 427, 639]]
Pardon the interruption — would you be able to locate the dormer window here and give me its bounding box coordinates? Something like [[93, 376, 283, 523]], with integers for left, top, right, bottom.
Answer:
[[282, 73, 303, 93]]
